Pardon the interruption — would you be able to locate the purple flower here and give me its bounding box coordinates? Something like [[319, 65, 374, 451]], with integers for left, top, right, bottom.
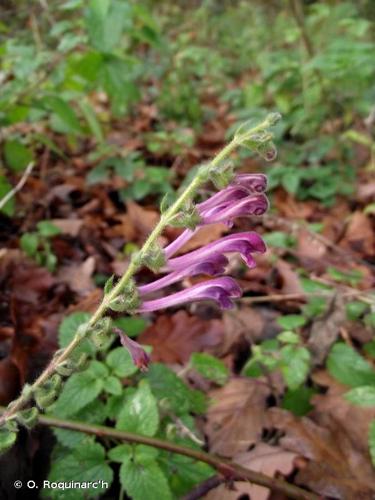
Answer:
[[136, 173, 269, 313], [231, 173, 268, 193], [167, 232, 266, 270], [115, 328, 150, 371], [138, 277, 242, 312], [164, 193, 268, 258], [200, 193, 269, 225], [138, 253, 228, 295]]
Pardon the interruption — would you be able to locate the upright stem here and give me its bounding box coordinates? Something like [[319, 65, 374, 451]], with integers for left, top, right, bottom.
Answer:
[[0, 115, 276, 428]]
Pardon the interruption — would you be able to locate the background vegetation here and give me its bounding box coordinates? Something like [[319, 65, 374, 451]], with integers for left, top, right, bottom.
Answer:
[[0, 1, 374, 499]]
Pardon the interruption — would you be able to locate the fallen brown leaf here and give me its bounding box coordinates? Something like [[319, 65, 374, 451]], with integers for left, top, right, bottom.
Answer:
[[205, 377, 270, 457], [205, 443, 298, 500], [57, 256, 96, 295], [138, 311, 224, 364], [269, 407, 375, 499]]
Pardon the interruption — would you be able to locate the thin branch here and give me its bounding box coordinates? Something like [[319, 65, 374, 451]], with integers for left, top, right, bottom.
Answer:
[[241, 289, 373, 304], [182, 475, 224, 500], [0, 162, 35, 211], [2, 409, 318, 500]]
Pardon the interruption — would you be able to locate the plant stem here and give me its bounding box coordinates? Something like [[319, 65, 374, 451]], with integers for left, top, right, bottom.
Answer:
[[0, 116, 275, 428], [6, 409, 318, 500]]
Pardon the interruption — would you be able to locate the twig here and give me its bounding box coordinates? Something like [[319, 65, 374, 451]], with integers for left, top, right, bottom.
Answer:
[[182, 475, 224, 500], [0, 162, 35, 211], [0, 408, 318, 500], [240, 290, 372, 304]]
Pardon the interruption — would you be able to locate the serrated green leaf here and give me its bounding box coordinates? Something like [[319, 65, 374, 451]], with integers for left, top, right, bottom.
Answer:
[[327, 343, 375, 388], [106, 347, 138, 378], [345, 386, 375, 407], [58, 312, 94, 356], [190, 353, 229, 385], [45, 442, 113, 500], [120, 459, 172, 500], [116, 380, 159, 436], [52, 368, 104, 417], [145, 363, 206, 415], [104, 375, 122, 396], [108, 443, 132, 463]]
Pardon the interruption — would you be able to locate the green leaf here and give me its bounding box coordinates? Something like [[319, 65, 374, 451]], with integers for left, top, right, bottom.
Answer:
[[58, 312, 95, 356], [120, 459, 172, 500], [345, 386, 375, 407], [190, 353, 229, 385], [145, 363, 206, 415], [278, 331, 300, 344], [263, 231, 296, 248], [52, 368, 104, 417], [108, 443, 132, 462], [116, 380, 159, 436], [86, 0, 132, 52], [346, 301, 368, 321], [327, 343, 375, 388], [53, 428, 94, 449], [114, 317, 149, 337], [0, 176, 14, 216], [104, 375, 122, 396], [280, 345, 311, 390], [20, 232, 39, 257], [277, 315, 306, 330], [87, 360, 109, 378], [0, 427, 17, 454], [79, 100, 104, 143], [4, 139, 33, 171], [45, 442, 113, 500], [369, 420, 375, 467], [282, 386, 316, 416], [37, 220, 61, 237], [159, 452, 213, 498], [42, 96, 82, 134], [106, 346, 138, 378]]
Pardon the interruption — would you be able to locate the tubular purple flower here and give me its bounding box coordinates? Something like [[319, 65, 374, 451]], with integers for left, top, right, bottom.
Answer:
[[201, 193, 269, 225], [164, 193, 269, 259], [231, 173, 268, 193], [138, 277, 242, 312], [167, 232, 266, 270], [138, 253, 228, 296], [197, 185, 250, 212]]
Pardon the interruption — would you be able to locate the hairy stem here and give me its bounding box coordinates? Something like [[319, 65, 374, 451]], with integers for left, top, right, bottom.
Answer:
[[0, 114, 277, 428], [3, 408, 318, 500]]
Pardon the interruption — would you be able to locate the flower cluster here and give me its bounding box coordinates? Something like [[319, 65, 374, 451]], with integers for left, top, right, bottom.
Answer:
[[137, 173, 268, 312]]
